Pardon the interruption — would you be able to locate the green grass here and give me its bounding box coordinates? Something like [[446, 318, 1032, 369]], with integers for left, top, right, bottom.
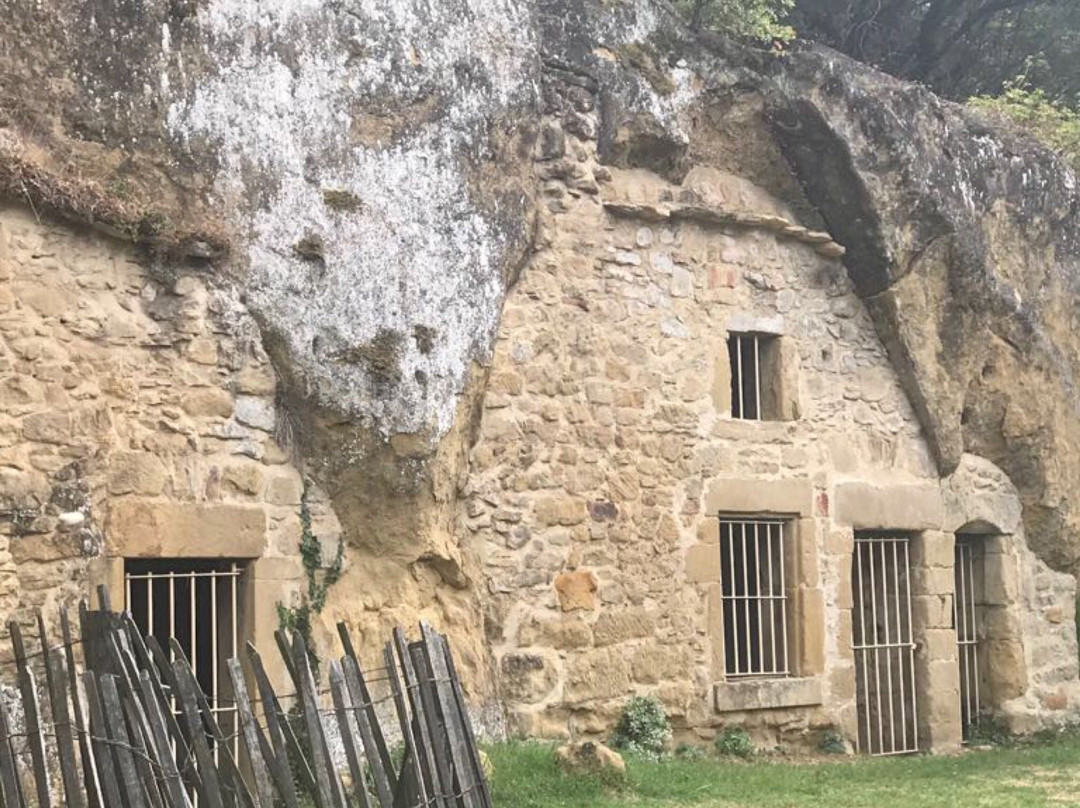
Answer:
[[487, 736, 1080, 807]]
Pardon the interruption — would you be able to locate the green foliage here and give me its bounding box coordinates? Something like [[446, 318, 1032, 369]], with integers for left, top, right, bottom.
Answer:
[[967, 714, 1015, 748], [676, 0, 795, 42], [276, 479, 345, 678], [817, 726, 848, 755], [611, 695, 672, 757], [970, 80, 1080, 171], [674, 742, 707, 760], [714, 726, 755, 759]]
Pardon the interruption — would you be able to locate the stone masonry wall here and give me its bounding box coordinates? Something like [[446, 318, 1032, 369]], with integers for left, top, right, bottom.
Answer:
[[0, 205, 317, 684], [464, 110, 1080, 748], [463, 106, 948, 745]]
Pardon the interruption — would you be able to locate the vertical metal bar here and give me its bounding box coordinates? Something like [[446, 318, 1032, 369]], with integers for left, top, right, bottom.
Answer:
[[232, 563, 240, 763], [754, 522, 764, 675], [211, 568, 219, 769], [893, 540, 908, 751], [778, 522, 788, 675], [741, 522, 751, 674], [969, 545, 980, 727], [963, 542, 972, 730], [125, 573, 132, 617], [904, 539, 918, 751], [147, 573, 154, 635], [766, 522, 776, 674], [867, 539, 884, 754], [727, 525, 739, 674], [735, 336, 744, 419], [854, 540, 871, 754], [882, 541, 897, 754], [190, 569, 197, 676], [753, 336, 761, 419]]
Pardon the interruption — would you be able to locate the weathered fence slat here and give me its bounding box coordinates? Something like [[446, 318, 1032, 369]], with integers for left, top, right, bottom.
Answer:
[[99, 673, 148, 808], [328, 660, 374, 808], [136, 671, 192, 808], [394, 629, 447, 808], [0, 693, 26, 808], [337, 623, 395, 777], [439, 633, 493, 808], [46, 648, 87, 808], [82, 671, 127, 808], [244, 642, 317, 800], [225, 659, 274, 808], [62, 606, 102, 808], [291, 634, 347, 808], [341, 654, 396, 808], [1, 592, 493, 808], [383, 642, 430, 808], [420, 624, 477, 808], [170, 657, 227, 808], [167, 640, 254, 808]]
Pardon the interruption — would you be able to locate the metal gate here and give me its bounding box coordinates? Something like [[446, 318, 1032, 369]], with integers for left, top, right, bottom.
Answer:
[[954, 536, 982, 739], [125, 559, 243, 767], [852, 534, 919, 755]]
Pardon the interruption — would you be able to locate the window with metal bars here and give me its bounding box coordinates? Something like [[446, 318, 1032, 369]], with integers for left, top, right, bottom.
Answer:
[[728, 333, 779, 420], [719, 519, 789, 677], [125, 559, 245, 767], [954, 535, 984, 741]]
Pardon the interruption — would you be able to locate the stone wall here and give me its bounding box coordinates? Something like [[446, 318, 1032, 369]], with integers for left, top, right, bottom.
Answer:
[[0, 205, 314, 685], [464, 108, 1080, 747]]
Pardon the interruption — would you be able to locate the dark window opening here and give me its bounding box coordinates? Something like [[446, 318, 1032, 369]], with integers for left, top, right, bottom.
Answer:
[[728, 333, 781, 420], [719, 519, 789, 677]]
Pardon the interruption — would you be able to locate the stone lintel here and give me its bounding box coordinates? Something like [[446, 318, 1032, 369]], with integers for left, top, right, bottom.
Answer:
[[714, 676, 822, 713], [705, 478, 813, 517], [107, 499, 267, 558], [833, 482, 944, 531]]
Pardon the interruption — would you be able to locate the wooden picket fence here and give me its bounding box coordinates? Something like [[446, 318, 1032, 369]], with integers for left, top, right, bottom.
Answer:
[[0, 586, 493, 808]]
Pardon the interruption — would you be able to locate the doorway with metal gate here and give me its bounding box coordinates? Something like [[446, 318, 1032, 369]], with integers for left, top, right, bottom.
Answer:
[[851, 533, 919, 755], [954, 534, 985, 740]]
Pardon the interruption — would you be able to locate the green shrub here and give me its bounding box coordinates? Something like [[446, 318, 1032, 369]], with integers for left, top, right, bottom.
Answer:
[[818, 727, 847, 755], [968, 714, 1015, 748], [674, 742, 707, 760], [715, 726, 755, 759], [675, 0, 795, 42], [969, 81, 1080, 171], [612, 695, 672, 757]]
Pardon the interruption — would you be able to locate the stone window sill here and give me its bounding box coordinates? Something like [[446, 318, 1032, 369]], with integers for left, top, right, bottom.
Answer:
[[714, 676, 822, 713]]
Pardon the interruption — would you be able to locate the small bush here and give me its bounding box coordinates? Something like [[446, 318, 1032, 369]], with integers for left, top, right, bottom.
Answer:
[[818, 727, 847, 755], [674, 742, 707, 760], [715, 726, 755, 759], [968, 714, 1015, 748], [969, 81, 1080, 171], [612, 695, 672, 757]]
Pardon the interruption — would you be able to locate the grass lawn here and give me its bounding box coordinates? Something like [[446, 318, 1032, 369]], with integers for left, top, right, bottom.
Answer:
[[487, 737, 1080, 807]]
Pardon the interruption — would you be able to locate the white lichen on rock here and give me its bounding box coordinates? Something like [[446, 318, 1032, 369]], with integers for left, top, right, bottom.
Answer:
[[167, 0, 538, 440]]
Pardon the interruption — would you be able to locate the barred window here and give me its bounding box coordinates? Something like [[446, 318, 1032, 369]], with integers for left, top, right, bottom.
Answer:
[[728, 333, 780, 420], [719, 519, 789, 677]]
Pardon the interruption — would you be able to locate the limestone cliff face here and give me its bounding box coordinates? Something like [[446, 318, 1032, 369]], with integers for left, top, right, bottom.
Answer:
[[1, 0, 1079, 710]]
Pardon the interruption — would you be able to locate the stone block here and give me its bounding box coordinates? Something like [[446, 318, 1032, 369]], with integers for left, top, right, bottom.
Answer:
[[182, 388, 234, 419], [796, 588, 825, 675], [21, 411, 71, 444], [685, 543, 720, 584], [107, 499, 267, 558], [592, 608, 655, 646], [234, 396, 276, 432], [554, 570, 597, 612], [909, 531, 953, 568], [107, 452, 168, 496], [265, 472, 303, 506], [704, 478, 813, 517], [795, 518, 819, 587], [564, 648, 631, 703], [518, 616, 593, 650], [833, 482, 944, 530], [714, 676, 822, 713], [535, 496, 587, 526], [500, 652, 560, 704]]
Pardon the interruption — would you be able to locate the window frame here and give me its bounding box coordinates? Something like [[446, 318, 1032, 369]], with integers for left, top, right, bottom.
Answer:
[[717, 514, 794, 679]]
